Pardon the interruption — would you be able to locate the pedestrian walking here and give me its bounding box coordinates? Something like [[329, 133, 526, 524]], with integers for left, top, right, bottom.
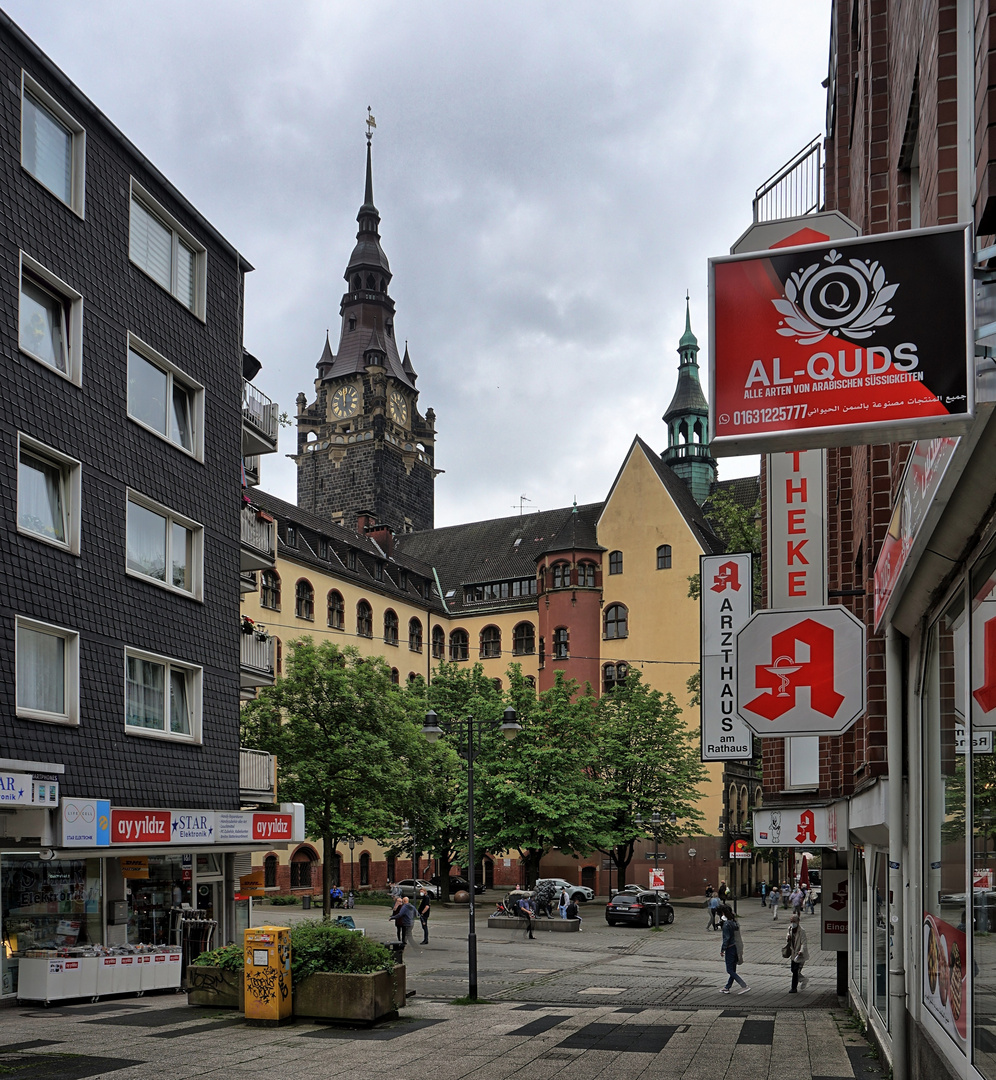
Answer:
[[770, 884, 781, 920], [559, 888, 569, 920], [517, 895, 536, 940], [566, 898, 582, 931], [417, 889, 431, 944], [791, 887, 804, 916], [391, 893, 406, 941], [719, 905, 749, 994], [785, 913, 809, 992], [707, 893, 721, 931], [718, 881, 729, 902], [760, 882, 768, 907], [805, 886, 816, 915], [390, 895, 416, 948]]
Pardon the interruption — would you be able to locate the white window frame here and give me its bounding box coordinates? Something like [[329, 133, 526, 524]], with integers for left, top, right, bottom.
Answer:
[[129, 179, 206, 319], [124, 646, 202, 743], [19, 252, 83, 385], [15, 615, 80, 726], [16, 433, 81, 555], [126, 489, 204, 601], [21, 71, 86, 217], [126, 333, 204, 461]]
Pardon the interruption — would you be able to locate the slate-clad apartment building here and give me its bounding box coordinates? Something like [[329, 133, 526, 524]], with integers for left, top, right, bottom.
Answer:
[[0, 13, 286, 997]]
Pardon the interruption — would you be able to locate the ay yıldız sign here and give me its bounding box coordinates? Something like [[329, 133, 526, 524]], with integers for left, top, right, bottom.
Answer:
[[709, 224, 973, 454]]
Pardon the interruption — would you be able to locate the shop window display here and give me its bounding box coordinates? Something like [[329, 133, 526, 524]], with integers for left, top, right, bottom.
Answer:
[[922, 592, 968, 1052], [127, 854, 191, 946], [2, 857, 101, 995]]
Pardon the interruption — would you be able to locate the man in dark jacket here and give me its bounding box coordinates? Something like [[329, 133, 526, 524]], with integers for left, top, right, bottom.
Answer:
[[391, 896, 416, 948], [417, 890, 431, 944]]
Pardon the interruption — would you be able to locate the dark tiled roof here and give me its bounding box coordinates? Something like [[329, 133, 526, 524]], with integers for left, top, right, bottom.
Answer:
[[709, 474, 761, 514], [396, 503, 604, 614]]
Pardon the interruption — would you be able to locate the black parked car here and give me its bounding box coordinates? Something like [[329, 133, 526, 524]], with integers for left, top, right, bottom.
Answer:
[[430, 875, 486, 895], [605, 890, 675, 928]]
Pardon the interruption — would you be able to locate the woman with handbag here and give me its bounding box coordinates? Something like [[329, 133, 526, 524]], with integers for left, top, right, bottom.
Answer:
[[719, 905, 750, 994], [785, 913, 809, 992]]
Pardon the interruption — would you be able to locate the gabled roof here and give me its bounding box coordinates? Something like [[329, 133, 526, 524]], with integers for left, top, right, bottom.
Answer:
[[599, 436, 725, 556], [709, 474, 761, 514]]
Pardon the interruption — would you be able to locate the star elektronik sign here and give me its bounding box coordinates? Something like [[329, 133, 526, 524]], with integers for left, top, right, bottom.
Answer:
[[708, 223, 973, 455]]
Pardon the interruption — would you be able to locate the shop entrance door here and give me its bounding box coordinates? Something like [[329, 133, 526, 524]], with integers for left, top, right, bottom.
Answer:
[[195, 854, 224, 946]]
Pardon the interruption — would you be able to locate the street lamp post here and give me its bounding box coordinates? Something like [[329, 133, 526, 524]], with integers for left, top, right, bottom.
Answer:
[[423, 706, 520, 1000], [348, 835, 356, 895], [637, 811, 666, 928]]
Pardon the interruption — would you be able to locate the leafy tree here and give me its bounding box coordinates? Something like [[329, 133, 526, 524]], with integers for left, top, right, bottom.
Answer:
[[474, 669, 603, 887], [687, 488, 761, 604], [588, 670, 707, 891], [240, 640, 423, 917]]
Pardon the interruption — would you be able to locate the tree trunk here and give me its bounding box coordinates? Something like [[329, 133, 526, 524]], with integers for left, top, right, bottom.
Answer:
[[614, 842, 635, 893], [521, 849, 543, 888], [322, 833, 336, 919]]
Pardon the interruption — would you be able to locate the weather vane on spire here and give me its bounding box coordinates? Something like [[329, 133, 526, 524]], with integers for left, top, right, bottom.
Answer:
[[366, 106, 376, 144]]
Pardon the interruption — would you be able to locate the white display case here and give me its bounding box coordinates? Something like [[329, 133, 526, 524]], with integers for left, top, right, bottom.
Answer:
[[17, 948, 181, 1003]]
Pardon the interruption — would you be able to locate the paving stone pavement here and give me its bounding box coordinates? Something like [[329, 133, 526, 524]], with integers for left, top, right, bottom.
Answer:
[[0, 898, 880, 1079]]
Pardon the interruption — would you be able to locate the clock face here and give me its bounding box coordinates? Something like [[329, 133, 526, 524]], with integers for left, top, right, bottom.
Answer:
[[331, 385, 358, 419], [389, 390, 408, 425]]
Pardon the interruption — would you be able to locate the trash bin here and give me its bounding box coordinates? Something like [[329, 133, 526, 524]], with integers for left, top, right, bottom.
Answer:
[[302, 894, 311, 910], [386, 942, 406, 963]]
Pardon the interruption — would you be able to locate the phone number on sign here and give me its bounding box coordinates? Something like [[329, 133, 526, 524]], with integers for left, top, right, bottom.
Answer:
[[732, 404, 808, 426]]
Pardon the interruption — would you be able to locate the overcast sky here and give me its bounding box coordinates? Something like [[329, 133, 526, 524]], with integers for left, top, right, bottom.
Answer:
[[7, 1, 830, 527]]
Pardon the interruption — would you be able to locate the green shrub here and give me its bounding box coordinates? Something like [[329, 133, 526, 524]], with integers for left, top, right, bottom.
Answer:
[[269, 895, 299, 906], [192, 942, 244, 971], [289, 920, 394, 980]]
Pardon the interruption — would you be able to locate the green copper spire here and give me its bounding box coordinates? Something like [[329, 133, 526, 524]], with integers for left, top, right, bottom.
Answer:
[[678, 290, 698, 353]]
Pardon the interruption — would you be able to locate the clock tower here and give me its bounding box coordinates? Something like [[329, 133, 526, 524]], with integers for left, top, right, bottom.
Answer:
[[294, 119, 437, 534]]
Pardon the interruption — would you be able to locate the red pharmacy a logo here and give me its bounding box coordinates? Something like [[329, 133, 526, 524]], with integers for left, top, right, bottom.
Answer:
[[745, 618, 845, 721]]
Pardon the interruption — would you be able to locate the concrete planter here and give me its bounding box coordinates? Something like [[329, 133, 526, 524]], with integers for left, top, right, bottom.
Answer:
[[487, 915, 580, 932], [293, 966, 406, 1024], [186, 965, 244, 1009]]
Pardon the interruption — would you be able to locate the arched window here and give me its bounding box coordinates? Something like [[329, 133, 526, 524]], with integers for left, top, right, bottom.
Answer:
[[391, 667, 399, 684], [657, 544, 672, 570], [295, 579, 314, 620], [603, 661, 628, 692], [513, 622, 535, 655], [386, 854, 395, 883], [384, 609, 399, 645], [525, 675, 536, 689], [608, 550, 623, 575], [360, 852, 370, 886], [356, 600, 373, 637], [407, 672, 418, 684], [449, 629, 469, 661], [327, 590, 344, 629], [431, 625, 445, 658], [578, 561, 596, 587], [552, 561, 572, 588], [409, 618, 423, 652], [480, 625, 501, 659], [260, 570, 281, 610], [604, 603, 628, 639], [264, 854, 278, 889], [552, 627, 569, 660], [492, 678, 502, 691], [290, 845, 317, 889]]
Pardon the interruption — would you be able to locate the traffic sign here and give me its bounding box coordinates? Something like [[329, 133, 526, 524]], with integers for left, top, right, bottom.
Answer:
[[736, 606, 866, 736]]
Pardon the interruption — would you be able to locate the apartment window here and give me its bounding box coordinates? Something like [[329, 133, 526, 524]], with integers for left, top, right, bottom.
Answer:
[[604, 603, 628, 640], [263, 855, 278, 889], [409, 618, 423, 653], [295, 579, 314, 621], [21, 74, 85, 215], [603, 662, 629, 693], [552, 627, 569, 660], [552, 562, 571, 588], [127, 337, 202, 458], [449, 629, 469, 661], [657, 544, 672, 570], [480, 625, 501, 659], [608, 550, 623, 575], [15, 616, 79, 725], [129, 181, 205, 317], [125, 648, 201, 741], [328, 590, 344, 629], [431, 625, 445, 659], [285, 525, 297, 548], [384, 609, 399, 645], [512, 622, 535, 655], [578, 561, 596, 587], [391, 667, 400, 685], [126, 492, 202, 598], [260, 570, 281, 611], [18, 255, 83, 384], [357, 600, 373, 637], [17, 434, 81, 554]]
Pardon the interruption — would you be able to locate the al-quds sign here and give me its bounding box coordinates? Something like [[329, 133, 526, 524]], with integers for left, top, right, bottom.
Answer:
[[708, 223, 973, 455]]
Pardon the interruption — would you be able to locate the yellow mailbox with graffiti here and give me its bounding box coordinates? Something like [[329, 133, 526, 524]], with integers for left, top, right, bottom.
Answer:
[[243, 926, 291, 1024]]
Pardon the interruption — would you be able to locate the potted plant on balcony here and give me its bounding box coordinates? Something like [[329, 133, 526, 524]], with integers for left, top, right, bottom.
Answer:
[[241, 615, 256, 636]]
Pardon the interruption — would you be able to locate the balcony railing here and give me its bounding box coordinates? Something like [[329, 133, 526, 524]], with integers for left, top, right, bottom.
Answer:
[[240, 505, 275, 570], [240, 748, 277, 803], [753, 136, 823, 223], [243, 380, 279, 457], [240, 631, 275, 681]]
